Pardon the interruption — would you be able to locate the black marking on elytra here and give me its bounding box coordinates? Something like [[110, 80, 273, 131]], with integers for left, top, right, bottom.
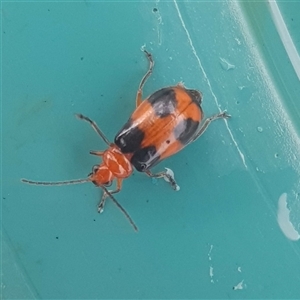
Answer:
[[147, 88, 177, 117], [174, 118, 199, 145], [186, 89, 202, 104], [115, 119, 145, 153], [130, 146, 160, 172]]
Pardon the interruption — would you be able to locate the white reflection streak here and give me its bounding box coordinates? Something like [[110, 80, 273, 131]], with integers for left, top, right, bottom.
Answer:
[[173, 0, 247, 168], [268, 0, 300, 81]]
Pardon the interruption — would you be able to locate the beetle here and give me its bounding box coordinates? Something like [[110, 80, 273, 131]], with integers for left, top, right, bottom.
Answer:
[[22, 50, 230, 231]]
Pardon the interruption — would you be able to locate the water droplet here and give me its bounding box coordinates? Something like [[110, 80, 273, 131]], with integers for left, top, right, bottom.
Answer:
[[219, 57, 235, 71], [275, 153, 279, 158], [235, 38, 241, 45], [277, 193, 300, 241], [151, 178, 158, 185], [257, 126, 263, 132]]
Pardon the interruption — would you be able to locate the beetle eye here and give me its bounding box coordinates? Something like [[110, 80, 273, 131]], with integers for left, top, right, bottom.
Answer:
[[92, 165, 99, 173]]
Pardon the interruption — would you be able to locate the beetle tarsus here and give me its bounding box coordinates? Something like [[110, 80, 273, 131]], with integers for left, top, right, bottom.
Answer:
[[164, 173, 178, 190], [98, 192, 107, 213], [98, 205, 104, 214], [146, 169, 178, 190], [220, 111, 231, 119]]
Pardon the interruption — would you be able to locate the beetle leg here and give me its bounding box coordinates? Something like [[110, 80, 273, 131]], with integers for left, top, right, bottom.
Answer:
[[98, 178, 123, 213], [136, 91, 143, 107], [76, 114, 112, 146], [145, 170, 178, 191], [90, 150, 104, 156], [191, 111, 231, 143], [136, 50, 155, 107]]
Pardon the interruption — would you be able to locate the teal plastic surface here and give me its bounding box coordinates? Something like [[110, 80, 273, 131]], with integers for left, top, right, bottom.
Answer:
[[2, 1, 300, 299]]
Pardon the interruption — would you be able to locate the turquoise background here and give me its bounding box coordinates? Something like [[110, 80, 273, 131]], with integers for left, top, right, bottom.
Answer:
[[2, 1, 300, 299]]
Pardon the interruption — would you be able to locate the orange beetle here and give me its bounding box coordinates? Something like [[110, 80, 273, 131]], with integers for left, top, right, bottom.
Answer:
[[22, 50, 230, 231]]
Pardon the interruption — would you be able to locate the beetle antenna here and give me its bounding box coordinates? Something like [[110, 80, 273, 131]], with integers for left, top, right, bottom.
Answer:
[[101, 186, 138, 232], [21, 178, 90, 185], [21, 178, 138, 231]]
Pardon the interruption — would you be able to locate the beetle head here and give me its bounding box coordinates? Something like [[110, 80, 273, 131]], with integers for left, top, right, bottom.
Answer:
[[89, 164, 114, 186]]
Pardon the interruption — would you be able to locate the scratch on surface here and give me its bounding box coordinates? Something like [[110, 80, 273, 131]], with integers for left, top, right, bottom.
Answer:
[[209, 266, 214, 283], [153, 0, 163, 45], [2, 229, 39, 299], [208, 245, 214, 283], [173, 0, 247, 169], [208, 244, 213, 261]]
